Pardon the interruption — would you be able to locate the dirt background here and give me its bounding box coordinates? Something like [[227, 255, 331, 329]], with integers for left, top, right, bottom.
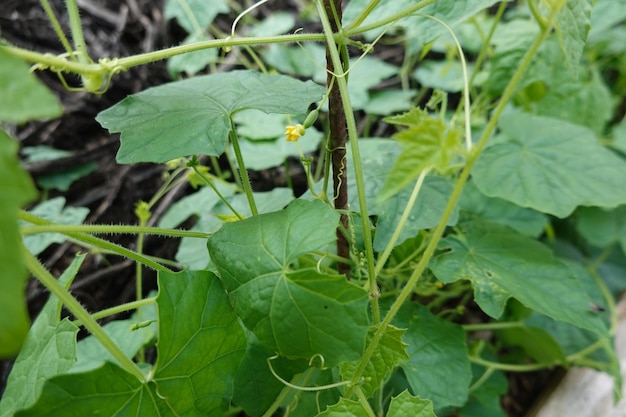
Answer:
[[0, 1, 550, 415]]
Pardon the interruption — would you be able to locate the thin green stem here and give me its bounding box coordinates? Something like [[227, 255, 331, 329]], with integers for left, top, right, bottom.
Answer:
[[468, 1, 506, 89], [344, 6, 560, 395], [344, 0, 438, 37], [40, 0, 74, 56], [344, 0, 381, 31], [19, 211, 172, 272], [462, 321, 524, 331], [317, 0, 380, 323], [528, 0, 548, 30], [229, 124, 258, 216], [24, 248, 145, 381], [73, 297, 157, 326], [191, 165, 243, 219], [469, 355, 559, 372], [65, 0, 89, 63], [354, 386, 377, 417], [20, 224, 210, 239], [375, 169, 430, 277], [468, 366, 495, 393]]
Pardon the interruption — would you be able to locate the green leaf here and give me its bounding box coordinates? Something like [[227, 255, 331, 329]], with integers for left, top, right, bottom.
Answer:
[[233, 329, 307, 417], [429, 220, 608, 336], [459, 358, 508, 417], [22, 197, 90, 256], [0, 255, 82, 417], [530, 67, 612, 135], [36, 162, 98, 192], [96, 70, 326, 163], [414, 60, 473, 92], [154, 270, 246, 417], [387, 391, 436, 417], [315, 398, 370, 417], [472, 112, 626, 218], [248, 12, 295, 37], [374, 176, 458, 251], [395, 304, 471, 409], [551, 0, 593, 78], [0, 130, 37, 357], [344, 0, 503, 50], [363, 89, 417, 115], [15, 362, 168, 417], [263, 43, 326, 78], [167, 33, 218, 78], [0, 49, 62, 123], [164, 0, 229, 33], [339, 324, 409, 397], [207, 199, 369, 366], [460, 181, 548, 238], [380, 108, 463, 201], [69, 310, 156, 374], [576, 206, 626, 253]]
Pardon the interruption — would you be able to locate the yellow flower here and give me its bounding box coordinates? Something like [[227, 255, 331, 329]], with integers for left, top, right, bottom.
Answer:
[[284, 124, 305, 142]]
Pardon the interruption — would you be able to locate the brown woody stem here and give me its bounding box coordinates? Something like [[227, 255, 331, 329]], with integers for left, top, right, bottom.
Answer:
[[323, 0, 350, 278]]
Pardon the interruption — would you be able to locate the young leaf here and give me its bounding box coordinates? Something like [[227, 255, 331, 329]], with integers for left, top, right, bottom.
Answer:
[[207, 199, 370, 367], [0, 49, 62, 123], [315, 397, 370, 417], [429, 220, 608, 336], [472, 112, 626, 218], [96, 70, 326, 164], [0, 254, 83, 417], [380, 108, 463, 201], [387, 391, 436, 417], [339, 324, 409, 397], [551, 0, 593, 78], [395, 304, 471, 409], [0, 130, 37, 357], [154, 270, 247, 417], [15, 362, 168, 417]]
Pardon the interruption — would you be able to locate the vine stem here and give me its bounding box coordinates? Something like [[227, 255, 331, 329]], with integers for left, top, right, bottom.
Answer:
[[19, 211, 172, 272], [21, 224, 210, 238], [317, 0, 380, 323], [23, 247, 145, 381], [344, 4, 562, 396], [229, 122, 258, 216]]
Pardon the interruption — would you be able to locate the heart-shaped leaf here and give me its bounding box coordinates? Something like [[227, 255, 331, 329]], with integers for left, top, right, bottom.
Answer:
[[96, 70, 325, 163]]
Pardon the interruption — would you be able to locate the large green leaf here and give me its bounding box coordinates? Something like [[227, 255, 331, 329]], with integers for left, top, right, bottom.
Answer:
[[96, 70, 326, 163], [0, 130, 37, 357], [0, 255, 82, 417], [15, 362, 168, 417], [429, 220, 608, 336], [551, 0, 593, 78], [460, 181, 547, 238], [472, 112, 626, 218], [395, 304, 471, 409], [207, 199, 370, 366], [339, 324, 409, 397], [387, 391, 436, 417], [0, 49, 62, 123], [154, 270, 246, 417]]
